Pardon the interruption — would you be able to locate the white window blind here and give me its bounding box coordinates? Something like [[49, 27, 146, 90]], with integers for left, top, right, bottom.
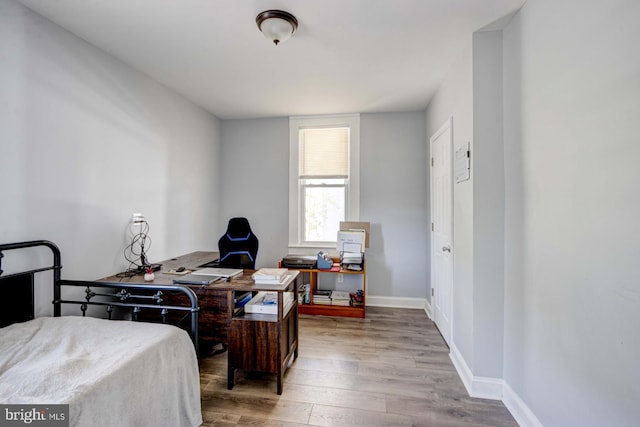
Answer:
[[299, 127, 349, 178]]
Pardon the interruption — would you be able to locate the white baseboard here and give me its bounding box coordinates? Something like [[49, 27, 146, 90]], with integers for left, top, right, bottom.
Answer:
[[367, 296, 429, 311], [449, 343, 503, 400], [450, 344, 545, 426], [424, 297, 433, 319], [471, 376, 505, 400], [449, 343, 476, 396], [502, 382, 545, 427]]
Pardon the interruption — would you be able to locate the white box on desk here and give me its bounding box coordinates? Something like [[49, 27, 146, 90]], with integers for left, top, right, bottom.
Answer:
[[245, 291, 294, 315], [337, 229, 366, 252]]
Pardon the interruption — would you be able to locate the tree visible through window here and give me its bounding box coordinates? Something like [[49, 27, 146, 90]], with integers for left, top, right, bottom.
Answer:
[[303, 179, 345, 242]]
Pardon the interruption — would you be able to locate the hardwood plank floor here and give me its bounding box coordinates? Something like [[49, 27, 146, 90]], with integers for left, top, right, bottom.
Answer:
[[199, 307, 517, 426]]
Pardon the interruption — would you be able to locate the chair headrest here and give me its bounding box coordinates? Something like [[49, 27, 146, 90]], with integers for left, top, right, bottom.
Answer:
[[226, 217, 253, 238]]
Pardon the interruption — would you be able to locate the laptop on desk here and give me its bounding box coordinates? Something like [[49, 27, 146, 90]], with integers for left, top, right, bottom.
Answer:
[[173, 273, 223, 286], [172, 268, 243, 285], [194, 268, 243, 279]]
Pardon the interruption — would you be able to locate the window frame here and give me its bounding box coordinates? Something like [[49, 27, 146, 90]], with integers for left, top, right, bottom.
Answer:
[[289, 114, 360, 250]]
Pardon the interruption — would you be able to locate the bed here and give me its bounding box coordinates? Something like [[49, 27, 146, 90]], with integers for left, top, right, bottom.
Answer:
[[0, 240, 203, 427]]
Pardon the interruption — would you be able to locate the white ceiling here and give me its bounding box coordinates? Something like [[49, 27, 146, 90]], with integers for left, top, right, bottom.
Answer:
[[18, 0, 525, 120]]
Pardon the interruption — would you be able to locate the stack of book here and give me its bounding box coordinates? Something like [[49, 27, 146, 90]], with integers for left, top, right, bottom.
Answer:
[[312, 290, 332, 305], [310, 290, 354, 306], [252, 268, 288, 284], [330, 291, 351, 306]]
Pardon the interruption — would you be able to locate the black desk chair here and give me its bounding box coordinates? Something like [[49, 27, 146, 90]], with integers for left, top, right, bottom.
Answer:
[[218, 217, 259, 269]]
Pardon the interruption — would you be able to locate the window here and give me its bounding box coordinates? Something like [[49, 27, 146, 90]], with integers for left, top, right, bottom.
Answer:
[[289, 114, 360, 248]]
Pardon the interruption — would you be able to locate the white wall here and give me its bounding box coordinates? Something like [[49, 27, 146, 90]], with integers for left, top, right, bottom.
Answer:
[[425, 43, 475, 365], [0, 0, 221, 314], [219, 117, 290, 268], [220, 112, 429, 300], [472, 30, 505, 379], [360, 112, 428, 299], [502, 0, 640, 425]]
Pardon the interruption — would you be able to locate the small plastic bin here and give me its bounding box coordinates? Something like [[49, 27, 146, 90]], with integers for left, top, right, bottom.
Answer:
[[317, 252, 333, 269]]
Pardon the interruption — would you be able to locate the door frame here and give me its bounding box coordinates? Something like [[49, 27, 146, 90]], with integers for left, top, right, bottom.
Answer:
[[429, 116, 454, 346]]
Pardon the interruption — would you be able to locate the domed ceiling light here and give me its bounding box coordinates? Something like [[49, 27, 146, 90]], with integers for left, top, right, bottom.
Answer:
[[256, 10, 298, 45]]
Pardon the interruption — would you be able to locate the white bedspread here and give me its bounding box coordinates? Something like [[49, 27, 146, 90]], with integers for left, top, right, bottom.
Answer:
[[0, 316, 202, 427]]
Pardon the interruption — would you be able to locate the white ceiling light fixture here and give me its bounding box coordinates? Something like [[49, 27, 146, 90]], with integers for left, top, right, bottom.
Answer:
[[256, 10, 298, 46]]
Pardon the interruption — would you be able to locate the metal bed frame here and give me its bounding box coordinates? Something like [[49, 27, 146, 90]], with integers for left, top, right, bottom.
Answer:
[[0, 240, 200, 356]]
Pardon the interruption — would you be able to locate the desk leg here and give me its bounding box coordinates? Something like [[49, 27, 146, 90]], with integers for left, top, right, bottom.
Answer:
[[227, 363, 235, 390], [277, 368, 283, 395], [227, 289, 235, 390]]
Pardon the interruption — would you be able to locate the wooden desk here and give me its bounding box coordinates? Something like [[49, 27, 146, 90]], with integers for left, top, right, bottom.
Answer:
[[98, 251, 231, 354], [99, 253, 301, 394]]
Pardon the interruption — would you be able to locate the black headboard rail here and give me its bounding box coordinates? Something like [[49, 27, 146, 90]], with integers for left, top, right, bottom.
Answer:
[[0, 239, 62, 282], [0, 240, 200, 357]]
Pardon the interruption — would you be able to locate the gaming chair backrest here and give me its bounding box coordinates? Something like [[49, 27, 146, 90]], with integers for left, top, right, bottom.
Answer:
[[217, 217, 259, 269]]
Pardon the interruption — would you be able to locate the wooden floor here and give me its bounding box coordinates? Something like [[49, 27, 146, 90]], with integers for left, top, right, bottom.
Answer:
[[199, 307, 517, 426]]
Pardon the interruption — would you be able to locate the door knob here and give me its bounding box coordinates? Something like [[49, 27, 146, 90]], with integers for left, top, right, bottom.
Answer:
[[442, 246, 451, 253]]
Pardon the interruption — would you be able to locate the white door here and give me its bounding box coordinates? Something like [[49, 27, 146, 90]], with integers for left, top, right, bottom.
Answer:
[[430, 118, 453, 346]]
